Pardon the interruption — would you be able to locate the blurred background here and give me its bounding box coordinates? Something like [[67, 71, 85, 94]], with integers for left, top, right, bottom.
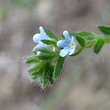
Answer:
[[1, 0, 110, 110]]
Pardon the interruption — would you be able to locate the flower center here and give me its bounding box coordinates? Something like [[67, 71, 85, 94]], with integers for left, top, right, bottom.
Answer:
[[70, 42, 74, 48]]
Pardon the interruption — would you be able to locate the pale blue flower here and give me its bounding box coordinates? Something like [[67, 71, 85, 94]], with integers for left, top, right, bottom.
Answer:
[[57, 31, 77, 57], [33, 26, 49, 54], [33, 26, 49, 43], [33, 42, 46, 56]]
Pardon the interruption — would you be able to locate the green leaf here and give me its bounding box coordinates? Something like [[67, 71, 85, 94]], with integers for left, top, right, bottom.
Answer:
[[33, 51, 37, 54], [32, 71, 43, 83], [30, 71, 42, 80], [61, 34, 65, 39], [97, 25, 110, 35], [25, 54, 39, 64], [48, 65, 54, 84], [71, 31, 97, 40], [29, 66, 43, 81], [28, 63, 42, 73], [70, 48, 82, 56], [53, 56, 65, 79], [42, 63, 54, 87], [42, 63, 54, 88], [44, 29, 58, 41], [42, 69, 48, 88], [76, 36, 86, 48], [41, 40, 57, 47], [37, 47, 56, 55], [93, 38, 104, 54], [37, 55, 55, 60]]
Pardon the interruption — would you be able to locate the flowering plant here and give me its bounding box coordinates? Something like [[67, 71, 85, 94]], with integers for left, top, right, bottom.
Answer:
[[25, 25, 110, 88]]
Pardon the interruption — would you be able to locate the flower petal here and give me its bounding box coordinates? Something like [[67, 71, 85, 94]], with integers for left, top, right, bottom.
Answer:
[[39, 26, 45, 33], [69, 47, 75, 55], [33, 45, 37, 51], [63, 31, 71, 41], [33, 26, 49, 43], [33, 42, 46, 51], [39, 26, 49, 39], [57, 40, 69, 48], [33, 34, 41, 43], [36, 42, 46, 48], [60, 47, 70, 57], [37, 51, 44, 56], [71, 37, 77, 48]]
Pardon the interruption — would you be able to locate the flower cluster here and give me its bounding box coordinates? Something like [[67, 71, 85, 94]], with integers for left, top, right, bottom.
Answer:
[[33, 26, 77, 57], [25, 25, 109, 88]]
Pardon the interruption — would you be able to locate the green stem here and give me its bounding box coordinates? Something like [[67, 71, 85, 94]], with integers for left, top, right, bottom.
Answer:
[[86, 40, 96, 48], [86, 35, 110, 48], [102, 35, 110, 43]]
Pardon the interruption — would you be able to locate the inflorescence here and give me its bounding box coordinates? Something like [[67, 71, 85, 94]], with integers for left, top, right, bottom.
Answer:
[[25, 25, 110, 88]]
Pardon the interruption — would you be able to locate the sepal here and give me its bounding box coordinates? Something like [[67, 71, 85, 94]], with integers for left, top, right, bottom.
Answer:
[[44, 29, 58, 41]]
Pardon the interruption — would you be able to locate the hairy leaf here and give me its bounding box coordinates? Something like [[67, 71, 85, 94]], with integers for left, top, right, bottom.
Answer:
[[41, 40, 57, 47], [44, 29, 58, 41], [25, 54, 39, 64], [34, 73, 43, 84], [76, 36, 86, 48], [53, 56, 65, 79], [71, 31, 97, 40], [28, 63, 42, 73], [42, 69, 48, 88], [30, 71, 42, 80], [48, 65, 54, 84], [97, 25, 110, 35], [37, 46, 56, 55], [37, 55, 55, 60], [93, 38, 104, 54]]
